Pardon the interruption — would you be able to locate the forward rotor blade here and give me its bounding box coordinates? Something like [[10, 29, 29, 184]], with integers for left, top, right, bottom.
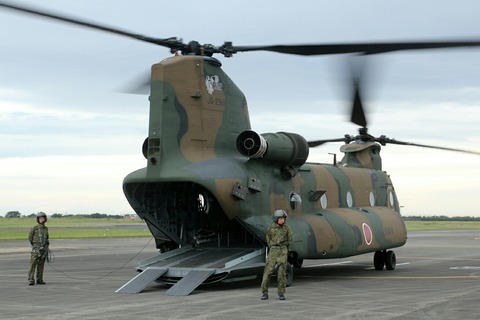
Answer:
[[0, 2, 182, 50], [381, 138, 480, 155], [308, 138, 348, 148], [350, 79, 367, 127], [117, 70, 151, 95]]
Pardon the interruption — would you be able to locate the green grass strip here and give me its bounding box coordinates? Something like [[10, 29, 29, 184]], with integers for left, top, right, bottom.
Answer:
[[2, 218, 479, 241]]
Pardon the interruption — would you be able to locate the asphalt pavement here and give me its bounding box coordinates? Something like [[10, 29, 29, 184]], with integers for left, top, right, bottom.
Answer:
[[1, 230, 479, 320]]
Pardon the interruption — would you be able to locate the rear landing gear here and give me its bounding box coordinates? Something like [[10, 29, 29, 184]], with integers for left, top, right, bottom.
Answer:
[[288, 251, 303, 268], [286, 263, 293, 287], [373, 250, 396, 270]]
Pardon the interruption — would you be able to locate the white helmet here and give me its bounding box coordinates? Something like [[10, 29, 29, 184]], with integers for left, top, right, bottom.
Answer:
[[273, 209, 287, 223], [36, 212, 47, 223]]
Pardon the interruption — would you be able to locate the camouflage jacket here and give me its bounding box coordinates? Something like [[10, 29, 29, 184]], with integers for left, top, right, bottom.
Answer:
[[28, 223, 49, 250], [266, 223, 292, 250]]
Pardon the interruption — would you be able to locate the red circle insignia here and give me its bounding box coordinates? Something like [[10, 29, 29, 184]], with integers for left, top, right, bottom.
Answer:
[[362, 223, 373, 245]]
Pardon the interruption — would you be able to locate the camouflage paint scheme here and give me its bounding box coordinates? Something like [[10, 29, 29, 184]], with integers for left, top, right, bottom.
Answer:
[[123, 55, 407, 263]]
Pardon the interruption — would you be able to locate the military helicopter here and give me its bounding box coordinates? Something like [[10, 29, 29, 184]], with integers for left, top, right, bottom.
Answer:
[[2, 2, 480, 296]]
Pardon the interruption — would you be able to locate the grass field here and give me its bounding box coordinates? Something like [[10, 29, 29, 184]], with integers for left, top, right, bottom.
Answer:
[[0, 217, 150, 241], [1, 217, 479, 241], [404, 220, 480, 231]]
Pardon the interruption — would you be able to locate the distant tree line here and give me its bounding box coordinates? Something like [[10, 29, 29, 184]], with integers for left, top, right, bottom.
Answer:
[[4, 211, 478, 221], [51, 213, 127, 219], [5, 211, 21, 218], [3, 211, 128, 219], [403, 215, 480, 222]]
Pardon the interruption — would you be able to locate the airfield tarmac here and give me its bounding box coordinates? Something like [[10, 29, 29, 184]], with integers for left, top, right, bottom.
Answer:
[[1, 230, 479, 320]]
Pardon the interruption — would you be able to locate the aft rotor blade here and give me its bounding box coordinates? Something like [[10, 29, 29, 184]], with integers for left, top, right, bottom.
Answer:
[[4, 2, 480, 58], [0, 2, 183, 50], [232, 41, 480, 56], [382, 139, 480, 155]]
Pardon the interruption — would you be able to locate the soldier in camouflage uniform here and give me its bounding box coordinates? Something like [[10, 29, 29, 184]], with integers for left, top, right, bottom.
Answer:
[[260, 209, 293, 300], [28, 212, 49, 285]]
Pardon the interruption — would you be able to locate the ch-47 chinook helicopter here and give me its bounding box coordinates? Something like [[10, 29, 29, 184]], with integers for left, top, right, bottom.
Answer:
[[2, 2, 480, 296]]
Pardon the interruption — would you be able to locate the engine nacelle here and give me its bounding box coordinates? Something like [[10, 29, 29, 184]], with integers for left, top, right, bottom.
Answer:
[[236, 130, 309, 170]]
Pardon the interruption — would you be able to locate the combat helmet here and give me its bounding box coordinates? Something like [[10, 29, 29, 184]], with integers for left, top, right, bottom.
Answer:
[[273, 209, 287, 223], [36, 212, 47, 223]]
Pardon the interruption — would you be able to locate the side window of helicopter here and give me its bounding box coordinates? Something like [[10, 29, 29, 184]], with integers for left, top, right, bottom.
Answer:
[[369, 191, 375, 206], [290, 192, 302, 211], [197, 193, 210, 214], [388, 189, 395, 208], [320, 193, 328, 209], [346, 191, 353, 207]]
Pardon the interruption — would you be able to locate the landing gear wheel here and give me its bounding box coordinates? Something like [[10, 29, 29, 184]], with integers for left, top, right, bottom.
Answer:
[[288, 252, 303, 268], [373, 251, 385, 270], [292, 259, 303, 268], [286, 263, 293, 287], [385, 250, 396, 270]]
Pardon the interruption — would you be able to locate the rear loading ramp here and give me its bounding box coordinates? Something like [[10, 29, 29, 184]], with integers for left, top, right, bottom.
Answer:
[[117, 245, 265, 295], [116, 267, 167, 294]]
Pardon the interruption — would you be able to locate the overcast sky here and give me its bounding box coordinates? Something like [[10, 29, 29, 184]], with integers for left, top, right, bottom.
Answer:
[[1, 0, 479, 217]]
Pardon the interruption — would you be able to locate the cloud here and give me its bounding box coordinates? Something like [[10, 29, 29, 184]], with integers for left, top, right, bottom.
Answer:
[[0, 154, 145, 215], [1, 0, 480, 217]]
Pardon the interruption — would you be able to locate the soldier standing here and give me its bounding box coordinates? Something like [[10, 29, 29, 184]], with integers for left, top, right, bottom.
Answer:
[[260, 209, 292, 300], [28, 212, 49, 285]]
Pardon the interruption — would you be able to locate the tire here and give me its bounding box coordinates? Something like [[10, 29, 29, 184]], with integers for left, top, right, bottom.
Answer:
[[373, 251, 385, 270], [292, 259, 303, 268], [286, 263, 293, 287], [385, 250, 396, 270]]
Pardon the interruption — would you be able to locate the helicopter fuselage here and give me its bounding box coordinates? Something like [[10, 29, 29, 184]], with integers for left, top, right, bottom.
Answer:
[[122, 55, 407, 264]]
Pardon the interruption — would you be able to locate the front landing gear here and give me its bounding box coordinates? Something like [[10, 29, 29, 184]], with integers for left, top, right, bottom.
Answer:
[[373, 250, 396, 270]]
